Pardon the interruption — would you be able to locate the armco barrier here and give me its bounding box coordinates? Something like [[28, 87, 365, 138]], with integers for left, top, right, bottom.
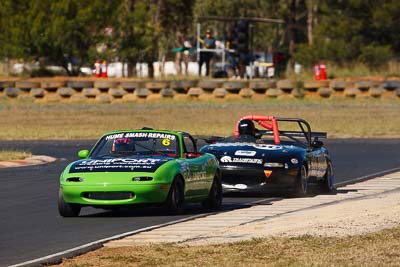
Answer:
[[0, 78, 399, 102]]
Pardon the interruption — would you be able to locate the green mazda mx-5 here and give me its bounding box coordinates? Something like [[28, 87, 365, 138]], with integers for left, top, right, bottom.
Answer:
[[58, 129, 222, 217]]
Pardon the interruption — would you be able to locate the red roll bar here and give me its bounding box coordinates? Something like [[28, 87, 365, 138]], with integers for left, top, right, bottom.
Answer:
[[234, 115, 281, 144]]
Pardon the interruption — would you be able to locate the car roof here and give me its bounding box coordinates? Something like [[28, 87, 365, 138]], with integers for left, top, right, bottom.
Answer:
[[100, 129, 182, 138]]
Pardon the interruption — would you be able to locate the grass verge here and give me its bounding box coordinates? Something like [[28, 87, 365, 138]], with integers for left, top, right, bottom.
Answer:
[[1, 97, 399, 140], [56, 227, 400, 267], [0, 150, 31, 160]]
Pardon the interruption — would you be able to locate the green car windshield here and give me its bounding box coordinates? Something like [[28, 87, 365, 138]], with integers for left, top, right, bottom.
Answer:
[[90, 132, 180, 158]]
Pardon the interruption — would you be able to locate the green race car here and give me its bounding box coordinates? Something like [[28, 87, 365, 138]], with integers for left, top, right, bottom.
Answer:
[[58, 129, 222, 217]]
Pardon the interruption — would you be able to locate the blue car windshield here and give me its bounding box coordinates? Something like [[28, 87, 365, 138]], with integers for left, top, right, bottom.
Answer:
[[90, 132, 180, 158]]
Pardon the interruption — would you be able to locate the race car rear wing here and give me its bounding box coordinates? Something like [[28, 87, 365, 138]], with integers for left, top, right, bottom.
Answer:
[[235, 115, 327, 146], [260, 130, 327, 139]]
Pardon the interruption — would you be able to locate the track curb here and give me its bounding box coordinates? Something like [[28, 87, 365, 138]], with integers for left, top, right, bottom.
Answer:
[[0, 155, 57, 168]]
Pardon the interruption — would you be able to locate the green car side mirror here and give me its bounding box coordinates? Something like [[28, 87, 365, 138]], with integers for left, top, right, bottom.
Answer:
[[78, 149, 90, 159]]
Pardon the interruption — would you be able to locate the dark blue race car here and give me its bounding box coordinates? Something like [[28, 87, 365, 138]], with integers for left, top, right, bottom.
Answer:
[[200, 115, 336, 196]]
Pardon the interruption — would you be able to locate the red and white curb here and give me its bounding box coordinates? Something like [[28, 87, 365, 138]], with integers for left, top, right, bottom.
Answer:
[[0, 155, 57, 168]]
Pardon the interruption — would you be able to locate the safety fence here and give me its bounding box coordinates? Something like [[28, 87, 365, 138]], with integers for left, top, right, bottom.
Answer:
[[0, 78, 399, 103]]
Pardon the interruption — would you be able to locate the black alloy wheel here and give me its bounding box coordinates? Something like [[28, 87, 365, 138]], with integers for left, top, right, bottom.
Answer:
[[322, 161, 336, 193], [202, 173, 223, 209], [294, 165, 308, 197]]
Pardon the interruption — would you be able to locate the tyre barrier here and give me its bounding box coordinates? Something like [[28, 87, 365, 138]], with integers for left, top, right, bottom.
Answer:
[[344, 87, 358, 98], [0, 81, 16, 90], [82, 88, 100, 98], [356, 80, 373, 92], [198, 79, 223, 94], [94, 81, 118, 90], [266, 88, 282, 98], [15, 81, 40, 91], [369, 87, 384, 98], [44, 94, 61, 102], [277, 79, 294, 94], [96, 94, 113, 103], [396, 88, 400, 98], [160, 88, 174, 98], [67, 80, 94, 91], [188, 87, 204, 98], [318, 80, 330, 88], [303, 81, 320, 98], [135, 88, 150, 99], [223, 81, 248, 94], [213, 88, 227, 98], [70, 94, 87, 102], [292, 88, 304, 98], [239, 88, 253, 98], [122, 94, 137, 102], [319, 88, 332, 98], [109, 88, 126, 98], [30, 88, 45, 98], [303, 81, 320, 92], [382, 80, 400, 91], [57, 87, 75, 98], [41, 81, 66, 92], [119, 81, 144, 93], [170, 80, 197, 94], [1, 78, 399, 102], [330, 80, 347, 96], [4, 87, 20, 98], [249, 80, 275, 94]]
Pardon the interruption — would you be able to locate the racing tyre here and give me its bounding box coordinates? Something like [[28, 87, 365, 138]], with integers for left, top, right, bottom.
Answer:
[[58, 189, 81, 217], [321, 161, 336, 193], [202, 173, 223, 209], [294, 165, 308, 197], [164, 177, 184, 213]]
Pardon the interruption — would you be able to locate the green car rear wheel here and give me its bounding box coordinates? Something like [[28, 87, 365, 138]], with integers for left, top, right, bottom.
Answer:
[[202, 173, 223, 209]]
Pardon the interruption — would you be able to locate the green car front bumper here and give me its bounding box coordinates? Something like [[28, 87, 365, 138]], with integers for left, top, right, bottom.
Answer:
[[60, 169, 175, 206], [60, 183, 171, 206]]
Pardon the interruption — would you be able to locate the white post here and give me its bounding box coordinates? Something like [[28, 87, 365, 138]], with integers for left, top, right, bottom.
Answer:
[[196, 23, 201, 62]]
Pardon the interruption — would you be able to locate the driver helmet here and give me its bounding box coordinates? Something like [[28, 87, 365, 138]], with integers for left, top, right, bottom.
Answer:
[[238, 119, 256, 137], [112, 137, 133, 153]]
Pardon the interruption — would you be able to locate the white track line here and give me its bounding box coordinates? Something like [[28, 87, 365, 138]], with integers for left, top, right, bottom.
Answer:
[[9, 214, 208, 267]]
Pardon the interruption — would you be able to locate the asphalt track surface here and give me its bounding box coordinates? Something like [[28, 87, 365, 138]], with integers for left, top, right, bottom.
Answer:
[[1, 139, 400, 266]]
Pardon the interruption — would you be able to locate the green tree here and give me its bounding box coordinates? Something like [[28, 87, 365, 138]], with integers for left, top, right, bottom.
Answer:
[[1, 0, 398, 77], [111, 0, 195, 77], [0, 0, 117, 75], [294, 0, 397, 68]]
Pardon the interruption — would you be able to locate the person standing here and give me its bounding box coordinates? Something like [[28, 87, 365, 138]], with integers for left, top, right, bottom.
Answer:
[[198, 29, 216, 77]]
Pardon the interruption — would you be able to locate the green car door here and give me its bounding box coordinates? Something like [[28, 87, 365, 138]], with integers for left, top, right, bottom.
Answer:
[[181, 133, 214, 200]]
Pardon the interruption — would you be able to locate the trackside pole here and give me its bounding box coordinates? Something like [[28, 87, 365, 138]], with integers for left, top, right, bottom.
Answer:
[[197, 23, 200, 62]]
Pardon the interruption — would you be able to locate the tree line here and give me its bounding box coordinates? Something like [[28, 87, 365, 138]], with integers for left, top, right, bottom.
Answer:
[[0, 0, 398, 77]]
